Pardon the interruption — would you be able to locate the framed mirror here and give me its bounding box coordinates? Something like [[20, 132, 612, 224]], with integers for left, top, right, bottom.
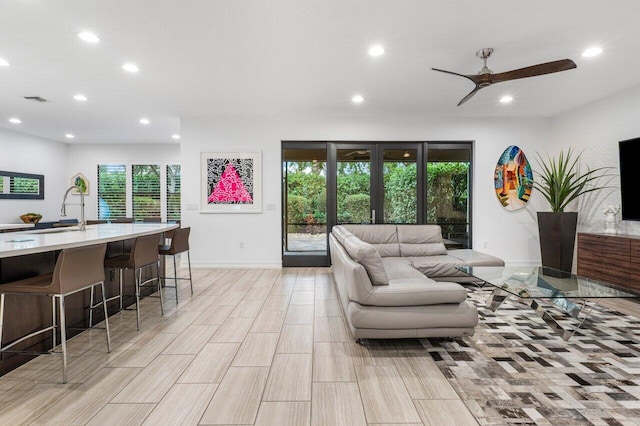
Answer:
[[0, 171, 45, 200]]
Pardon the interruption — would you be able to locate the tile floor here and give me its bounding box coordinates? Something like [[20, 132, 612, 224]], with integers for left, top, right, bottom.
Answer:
[[0, 267, 478, 425]]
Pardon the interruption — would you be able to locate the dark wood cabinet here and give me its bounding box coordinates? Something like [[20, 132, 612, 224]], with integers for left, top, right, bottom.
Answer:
[[577, 232, 640, 291]]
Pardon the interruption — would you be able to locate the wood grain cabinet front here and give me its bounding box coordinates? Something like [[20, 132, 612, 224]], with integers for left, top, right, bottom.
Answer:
[[577, 233, 637, 290]]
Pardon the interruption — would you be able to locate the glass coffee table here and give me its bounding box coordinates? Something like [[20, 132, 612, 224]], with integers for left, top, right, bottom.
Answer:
[[457, 265, 640, 340]]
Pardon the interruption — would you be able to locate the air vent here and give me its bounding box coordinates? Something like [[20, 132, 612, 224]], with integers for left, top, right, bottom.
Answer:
[[24, 96, 49, 103]]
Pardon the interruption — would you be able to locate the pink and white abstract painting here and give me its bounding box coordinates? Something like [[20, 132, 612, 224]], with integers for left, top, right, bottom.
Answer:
[[201, 152, 262, 213]]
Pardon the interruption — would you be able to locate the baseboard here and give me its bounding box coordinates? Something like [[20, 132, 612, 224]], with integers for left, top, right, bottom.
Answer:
[[190, 260, 282, 269]]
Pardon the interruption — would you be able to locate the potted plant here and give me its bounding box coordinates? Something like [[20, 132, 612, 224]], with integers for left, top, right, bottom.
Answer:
[[534, 148, 612, 275]]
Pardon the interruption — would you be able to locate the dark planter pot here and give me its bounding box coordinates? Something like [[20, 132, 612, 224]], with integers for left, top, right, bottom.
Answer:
[[537, 211, 578, 277]]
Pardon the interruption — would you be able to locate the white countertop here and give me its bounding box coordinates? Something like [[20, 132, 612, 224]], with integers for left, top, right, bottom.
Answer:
[[0, 223, 35, 231], [0, 223, 179, 258]]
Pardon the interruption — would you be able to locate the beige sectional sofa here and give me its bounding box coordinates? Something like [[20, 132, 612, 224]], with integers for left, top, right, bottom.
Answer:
[[330, 224, 504, 340]]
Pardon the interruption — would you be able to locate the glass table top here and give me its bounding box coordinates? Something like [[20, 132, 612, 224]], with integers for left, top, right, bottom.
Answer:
[[457, 265, 640, 300]]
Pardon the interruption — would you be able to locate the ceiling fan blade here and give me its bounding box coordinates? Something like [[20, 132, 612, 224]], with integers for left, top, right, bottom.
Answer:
[[457, 86, 481, 106], [432, 68, 483, 85], [491, 59, 577, 84]]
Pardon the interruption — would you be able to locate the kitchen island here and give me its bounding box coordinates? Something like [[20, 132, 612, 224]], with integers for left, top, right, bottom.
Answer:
[[0, 222, 179, 375]]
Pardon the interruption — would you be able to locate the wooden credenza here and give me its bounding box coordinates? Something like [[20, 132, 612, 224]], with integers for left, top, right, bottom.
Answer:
[[577, 232, 640, 291]]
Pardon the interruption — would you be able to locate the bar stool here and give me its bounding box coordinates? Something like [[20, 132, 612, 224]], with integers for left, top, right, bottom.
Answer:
[[0, 244, 110, 384], [159, 227, 193, 304], [103, 234, 164, 330]]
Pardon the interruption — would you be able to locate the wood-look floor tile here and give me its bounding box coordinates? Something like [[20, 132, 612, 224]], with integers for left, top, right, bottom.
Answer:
[[314, 299, 342, 317], [269, 282, 295, 296], [251, 309, 286, 333], [314, 284, 337, 300], [199, 366, 269, 425], [176, 295, 218, 311], [414, 399, 479, 425], [107, 332, 177, 368], [142, 383, 218, 425], [290, 291, 315, 305], [294, 281, 315, 292], [313, 343, 356, 382], [277, 324, 314, 354], [111, 354, 194, 403], [255, 402, 310, 426], [31, 367, 142, 425], [192, 304, 235, 326], [251, 270, 280, 288], [311, 382, 367, 426], [231, 333, 279, 366], [355, 365, 421, 423], [0, 383, 77, 425], [349, 341, 394, 366], [178, 342, 240, 383], [284, 304, 314, 324], [394, 355, 458, 399], [229, 299, 264, 318], [263, 295, 291, 311], [243, 286, 271, 300], [314, 317, 348, 342], [264, 354, 312, 401], [213, 290, 246, 306], [209, 317, 255, 343], [151, 310, 201, 334], [86, 403, 155, 426], [161, 325, 219, 355]]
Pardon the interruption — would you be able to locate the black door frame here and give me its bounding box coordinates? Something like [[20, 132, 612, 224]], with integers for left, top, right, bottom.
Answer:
[[282, 141, 473, 267]]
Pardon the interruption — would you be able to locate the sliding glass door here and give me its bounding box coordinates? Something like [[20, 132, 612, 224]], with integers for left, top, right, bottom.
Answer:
[[282, 141, 472, 266]]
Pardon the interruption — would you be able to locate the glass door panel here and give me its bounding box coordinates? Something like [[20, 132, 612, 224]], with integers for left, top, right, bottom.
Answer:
[[283, 148, 327, 253], [426, 147, 471, 248], [382, 149, 418, 223], [336, 148, 372, 224]]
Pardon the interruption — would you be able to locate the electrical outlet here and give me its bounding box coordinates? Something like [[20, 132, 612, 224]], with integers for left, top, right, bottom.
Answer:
[[239, 241, 245, 249], [482, 241, 488, 249]]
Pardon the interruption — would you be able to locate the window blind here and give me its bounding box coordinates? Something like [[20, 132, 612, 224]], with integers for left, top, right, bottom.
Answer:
[[97, 164, 126, 219], [132, 164, 161, 220], [166, 165, 181, 221]]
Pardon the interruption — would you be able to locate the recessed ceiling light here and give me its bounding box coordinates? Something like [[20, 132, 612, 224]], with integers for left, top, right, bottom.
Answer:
[[171, 134, 180, 140], [65, 133, 75, 139], [73, 94, 88, 102], [368, 44, 385, 57], [8, 118, 21, 124], [352, 94, 364, 104], [78, 32, 100, 43], [582, 46, 602, 58], [139, 118, 150, 125], [0, 58, 9, 67], [122, 63, 139, 73], [500, 95, 513, 104]]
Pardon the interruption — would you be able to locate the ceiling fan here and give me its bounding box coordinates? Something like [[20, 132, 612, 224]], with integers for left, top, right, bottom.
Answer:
[[432, 48, 577, 106]]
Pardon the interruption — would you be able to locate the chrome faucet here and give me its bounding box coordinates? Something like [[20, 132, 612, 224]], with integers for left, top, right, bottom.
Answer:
[[61, 185, 86, 231]]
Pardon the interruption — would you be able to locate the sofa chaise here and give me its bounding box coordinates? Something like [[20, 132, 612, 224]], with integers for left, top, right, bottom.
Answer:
[[330, 224, 504, 340]]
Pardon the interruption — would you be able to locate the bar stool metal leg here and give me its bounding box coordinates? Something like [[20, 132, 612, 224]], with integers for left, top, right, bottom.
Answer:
[[51, 296, 56, 349], [89, 285, 95, 327], [158, 261, 164, 316], [0, 294, 4, 351], [119, 269, 124, 311], [59, 295, 68, 384], [173, 255, 179, 303], [101, 282, 112, 352], [135, 268, 141, 331], [187, 251, 193, 295]]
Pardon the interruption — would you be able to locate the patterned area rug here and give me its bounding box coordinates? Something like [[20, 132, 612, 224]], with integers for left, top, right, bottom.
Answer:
[[423, 286, 640, 425]]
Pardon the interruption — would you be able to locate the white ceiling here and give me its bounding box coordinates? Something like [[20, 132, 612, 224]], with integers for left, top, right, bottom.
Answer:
[[1, 0, 639, 144]]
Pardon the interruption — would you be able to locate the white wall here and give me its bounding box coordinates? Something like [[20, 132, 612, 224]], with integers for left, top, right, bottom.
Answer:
[[0, 128, 68, 223], [181, 115, 551, 267], [66, 143, 181, 220], [550, 83, 640, 236]]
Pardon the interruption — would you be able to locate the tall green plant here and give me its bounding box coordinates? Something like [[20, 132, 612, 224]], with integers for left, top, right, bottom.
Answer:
[[534, 148, 612, 213]]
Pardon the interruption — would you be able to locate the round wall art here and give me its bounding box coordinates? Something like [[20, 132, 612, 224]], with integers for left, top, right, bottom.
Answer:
[[494, 145, 533, 211]]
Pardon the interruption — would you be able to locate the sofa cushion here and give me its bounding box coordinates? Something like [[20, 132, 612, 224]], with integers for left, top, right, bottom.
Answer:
[[354, 279, 468, 307], [382, 257, 427, 280], [343, 224, 400, 257], [331, 225, 353, 246], [348, 301, 478, 329], [342, 236, 389, 286], [396, 225, 447, 257], [407, 255, 466, 278], [448, 249, 505, 267]]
